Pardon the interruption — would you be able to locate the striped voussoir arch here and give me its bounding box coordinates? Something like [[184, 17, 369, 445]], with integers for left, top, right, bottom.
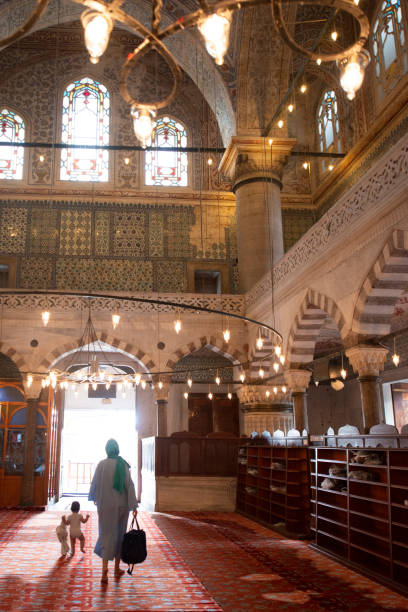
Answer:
[[353, 230, 408, 336], [287, 290, 347, 367], [41, 333, 156, 372], [0, 342, 28, 373], [166, 335, 244, 369]]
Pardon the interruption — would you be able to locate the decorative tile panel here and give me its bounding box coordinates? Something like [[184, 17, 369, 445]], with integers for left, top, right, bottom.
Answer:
[[166, 211, 193, 258], [0, 208, 27, 254], [155, 261, 186, 292], [94, 211, 110, 256], [56, 258, 153, 291], [20, 257, 53, 289], [113, 212, 146, 257], [148, 212, 164, 257], [29, 208, 58, 254], [59, 210, 92, 256]]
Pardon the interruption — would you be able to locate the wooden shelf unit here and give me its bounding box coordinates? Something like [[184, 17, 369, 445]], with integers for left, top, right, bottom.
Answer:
[[236, 442, 310, 536], [310, 446, 408, 592]]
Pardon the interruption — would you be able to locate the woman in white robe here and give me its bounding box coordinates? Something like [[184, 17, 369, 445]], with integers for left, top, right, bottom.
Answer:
[[89, 438, 138, 583]]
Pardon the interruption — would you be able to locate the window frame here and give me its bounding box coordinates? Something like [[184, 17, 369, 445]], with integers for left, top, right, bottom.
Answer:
[[0, 107, 28, 183], [144, 114, 190, 189]]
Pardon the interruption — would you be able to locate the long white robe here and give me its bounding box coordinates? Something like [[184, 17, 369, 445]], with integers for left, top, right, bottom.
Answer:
[[89, 458, 138, 561]]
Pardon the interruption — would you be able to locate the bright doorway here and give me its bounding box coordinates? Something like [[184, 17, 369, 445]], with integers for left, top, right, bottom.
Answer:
[[61, 383, 137, 495]]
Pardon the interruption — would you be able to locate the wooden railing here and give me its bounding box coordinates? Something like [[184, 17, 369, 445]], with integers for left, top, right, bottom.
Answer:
[[141, 436, 241, 477]]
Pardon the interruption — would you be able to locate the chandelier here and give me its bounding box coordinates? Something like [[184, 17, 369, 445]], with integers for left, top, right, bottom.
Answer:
[[0, 1, 371, 144]]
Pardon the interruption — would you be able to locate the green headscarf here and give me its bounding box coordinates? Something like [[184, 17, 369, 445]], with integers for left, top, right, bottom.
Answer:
[[105, 439, 128, 494]]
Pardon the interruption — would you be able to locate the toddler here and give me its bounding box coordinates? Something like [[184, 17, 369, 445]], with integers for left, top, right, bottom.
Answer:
[[55, 518, 70, 557], [62, 501, 90, 556]]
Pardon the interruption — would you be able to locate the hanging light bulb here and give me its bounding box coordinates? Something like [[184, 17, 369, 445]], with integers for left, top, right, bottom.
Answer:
[[288, 103, 294, 113], [174, 312, 182, 334], [105, 382, 111, 390], [328, 164, 334, 171], [303, 161, 309, 170], [117, 382, 122, 392], [228, 391, 232, 400], [282, 386, 287, 394], [265, 390, 270, 398], [158, 380, 163, 390], [279, 354, 285, 365], [256, 331, 264, 350], [392, 337, 400, 367], [274, 345, 282, 357], [300, 84, 307, 93], [223, 326, 231, 343], [277, 119, 284, 129], [208, 391, 213, 400], [258, 367, 264, 379], [135, 373, 141, 386], [207, 157, 213, 166], [131, 106, 155, 148], [92, 382, 97, 391], [331, 31, 338, 42], [239, 371, 245, 383], [81, 10, 113, 64], [273, 386, 278, 394], [215, 372, 221, 385], [50, 371, 57, 389], [184, 391, 189, 399], [112, 312, 120, 330], [41, 378, 47, 389], [26, 374, 33, 389], [338, 50, 370, 100], [340, 368, 347, 379], [42, 310, 50, 326], [314, 379, 319, 387], [187, 376, 193, 388], [316, 58, 322, 65], [141, 380, 146, 390], [198, 9, 232, 66], [273, 362, 279, 373]]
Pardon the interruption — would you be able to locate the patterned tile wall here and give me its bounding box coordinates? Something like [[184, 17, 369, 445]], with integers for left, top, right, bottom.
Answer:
[[282, 208, 315, 252], [0, 199, 237, 293]]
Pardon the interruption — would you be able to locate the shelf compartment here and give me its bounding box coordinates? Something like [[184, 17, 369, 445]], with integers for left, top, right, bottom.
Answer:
[[349, 466, 388, 484], [389, 451, 408, 468], [392, 543, 408, 566], [349, 513, 389, 539], [350, 545, 391, 577], [350, 530, 390, 558], [348, 480, 388, 502], [315, 449, 347, 462], [317, 503, 347, 525], [390, 487, 408, 506], [316, 531, 348, 558], [393, 562, 408, 586], [391, 505, 408, 526], [390, 468, 408, 488], [392, 524, 408, 545], [349, 496, 389, 520], [316, 489, 348, 508], [317, 517, 347, 540], [317, 463, 348, 477]]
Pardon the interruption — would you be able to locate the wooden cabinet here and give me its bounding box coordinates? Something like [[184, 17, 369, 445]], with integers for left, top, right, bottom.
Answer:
[[236, 442, 310, 536], [310, 446, 408, 593]]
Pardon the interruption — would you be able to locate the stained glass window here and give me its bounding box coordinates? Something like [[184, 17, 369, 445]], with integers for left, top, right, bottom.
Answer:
[[373, 0, 407, 101], [0, 108, 25, 180], [145, 116, 188, 187], [317, 90, 340, 172], [60, 77, 110, 182]]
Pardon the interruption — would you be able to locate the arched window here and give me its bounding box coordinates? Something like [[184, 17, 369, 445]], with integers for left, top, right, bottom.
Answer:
[[373, 0, 407, 101], [0, 108, 25, 180], [60, 77, 110, 182], [145, 116, 188, 187], [317, 90, 340, 172]]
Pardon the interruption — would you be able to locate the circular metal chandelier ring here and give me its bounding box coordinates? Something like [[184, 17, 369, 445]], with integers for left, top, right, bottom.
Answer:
[[272, 0, 370, 63], [119, 38, 182, 111], [0, 290, 283, 343]]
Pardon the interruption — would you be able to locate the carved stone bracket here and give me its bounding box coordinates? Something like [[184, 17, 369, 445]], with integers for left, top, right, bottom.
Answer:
[[219, 137, 297, 189], [346, 345, 389, 377], [284, 369, 312, 393]]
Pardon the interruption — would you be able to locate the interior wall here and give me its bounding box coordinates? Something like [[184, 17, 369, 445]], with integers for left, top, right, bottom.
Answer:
[[306, 379, 364, 435]]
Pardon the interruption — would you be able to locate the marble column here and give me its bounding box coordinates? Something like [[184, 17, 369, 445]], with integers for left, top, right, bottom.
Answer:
[[284, 370, 312, 432], [220, 137, 296, 293], [346, 345, 389, 432], [21, 381, 43, 506], [153, 380, 170, 437]]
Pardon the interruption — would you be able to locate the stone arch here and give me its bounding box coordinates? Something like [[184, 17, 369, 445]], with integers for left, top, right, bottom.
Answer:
[[0, 0, 235, 145], [0, 343, 28, 372], [287, 289, 347, 368], [166, 336, 245, 369], [353, 230, 408, 336], [40, 334, 156, 373]]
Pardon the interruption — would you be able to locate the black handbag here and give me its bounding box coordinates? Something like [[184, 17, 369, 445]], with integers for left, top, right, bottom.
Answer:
[[121, 517, 147, 574]]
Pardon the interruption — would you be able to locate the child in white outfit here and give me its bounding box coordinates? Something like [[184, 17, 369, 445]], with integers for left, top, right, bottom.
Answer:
[[56, 519, 70, 557], [62, 501, 90, 556]]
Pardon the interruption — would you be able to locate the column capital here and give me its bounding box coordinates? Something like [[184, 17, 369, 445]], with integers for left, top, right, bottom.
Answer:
[[284, 369, 312, 393], [346, 345, 388, 377], [219, 136, 296, 190], [25, 380, 44, 401]]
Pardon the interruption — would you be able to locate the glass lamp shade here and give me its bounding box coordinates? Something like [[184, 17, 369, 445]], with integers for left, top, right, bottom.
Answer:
[[198, 10, 232, 65], [338, 50, 370, 100], [81, 10, 113, 64], [131, 106, 155, 147]]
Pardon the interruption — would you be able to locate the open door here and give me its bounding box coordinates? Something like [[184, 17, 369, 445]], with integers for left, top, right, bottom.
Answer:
[[45, 388, 64, 505]]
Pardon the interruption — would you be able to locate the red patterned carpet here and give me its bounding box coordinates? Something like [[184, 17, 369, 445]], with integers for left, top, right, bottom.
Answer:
[[0, 509, 407, 611]]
